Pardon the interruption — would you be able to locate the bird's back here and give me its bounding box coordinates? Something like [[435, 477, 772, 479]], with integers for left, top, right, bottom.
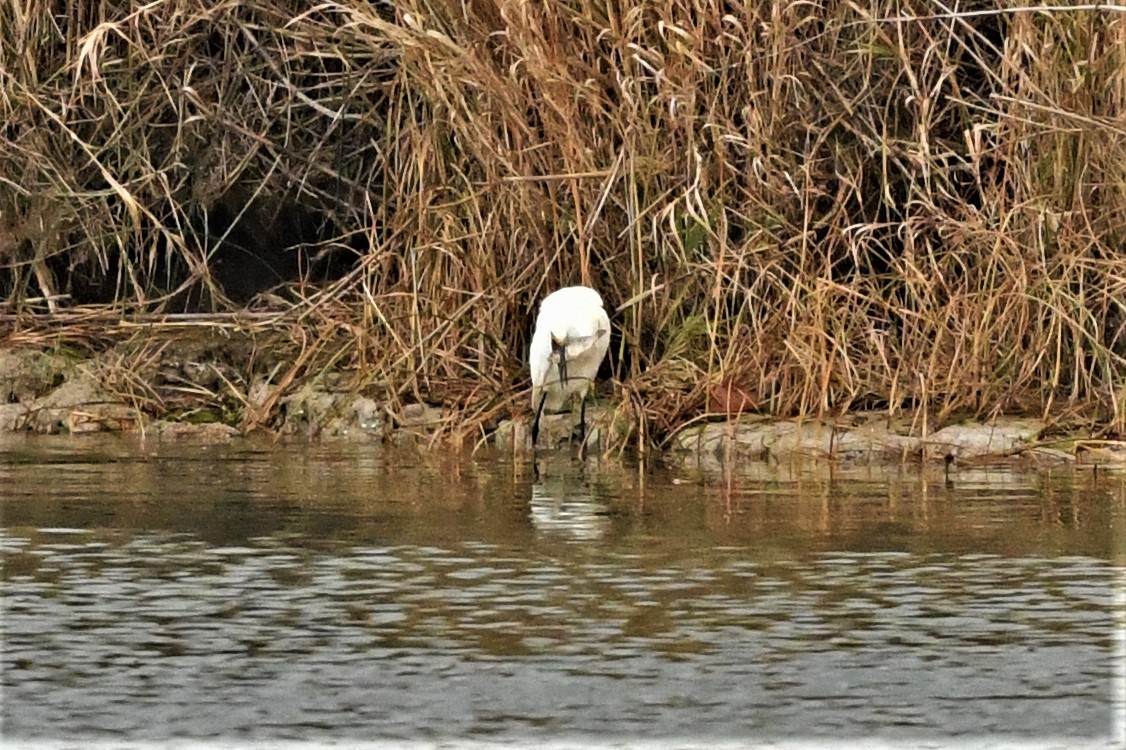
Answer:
[[530, 286, 610, 409]]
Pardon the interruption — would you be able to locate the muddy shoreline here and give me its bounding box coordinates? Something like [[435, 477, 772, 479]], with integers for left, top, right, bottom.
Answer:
[[1, 343, 1122, 469]]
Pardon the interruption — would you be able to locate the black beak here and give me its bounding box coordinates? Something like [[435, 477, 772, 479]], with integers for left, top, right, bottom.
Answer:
[[554, 339, 568, 385]]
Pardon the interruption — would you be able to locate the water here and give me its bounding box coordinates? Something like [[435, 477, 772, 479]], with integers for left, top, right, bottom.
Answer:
[[1, 434, 1124, 749]]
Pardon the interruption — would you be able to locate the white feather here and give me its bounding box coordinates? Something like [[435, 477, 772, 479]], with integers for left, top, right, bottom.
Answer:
[[530, 285, 611, 414]]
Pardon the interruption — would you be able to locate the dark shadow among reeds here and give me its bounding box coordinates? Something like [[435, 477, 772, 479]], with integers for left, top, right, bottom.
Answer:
[[1, 0, 1124, 443]]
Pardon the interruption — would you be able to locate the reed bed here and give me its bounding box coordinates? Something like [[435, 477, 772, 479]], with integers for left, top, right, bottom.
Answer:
[[1, 0, 1124, 442]]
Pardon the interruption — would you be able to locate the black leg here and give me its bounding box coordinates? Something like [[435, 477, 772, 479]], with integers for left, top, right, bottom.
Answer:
[[578, 392, 587, 443], [531, 390, 547, 448]]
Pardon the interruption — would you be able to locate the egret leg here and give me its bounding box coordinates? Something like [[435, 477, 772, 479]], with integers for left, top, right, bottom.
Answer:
[[578, 392, 587, 444], [531, 390, 547, 448], [575, 391, 593, 461]]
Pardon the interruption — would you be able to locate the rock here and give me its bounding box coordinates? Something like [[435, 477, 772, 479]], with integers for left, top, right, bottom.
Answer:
[[0, 349, 71, 403], [494, 406, 611, 451], [279, 384, 343, 434], [278, 384, 386, 438], [1026, 446, 1078, 464], [674, 422, 728, 454], [351, 396, 384, 432], [1075, 441, 1126, 466], [316, 395, 386, 439], [21, 371, 137, 433], [676, 420, 830, 458], [144, 421, 240, 439], [398, 402, 443, 428], [733, 420, 835, 457], [672, 414, 1047, 465], [0, 403, 23, 432], [492, 418, 528, 450], [246, 376, 274, 412], [832, 420, 921, 459], [925, 420, 1043, 458], [0, 352, 137, 433]]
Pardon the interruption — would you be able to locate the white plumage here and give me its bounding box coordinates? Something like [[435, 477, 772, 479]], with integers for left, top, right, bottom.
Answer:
[[529, 285, 611, 447]]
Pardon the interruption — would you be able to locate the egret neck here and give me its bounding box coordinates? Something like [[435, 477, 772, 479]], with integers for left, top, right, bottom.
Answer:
[[552, 334, 568, 386]]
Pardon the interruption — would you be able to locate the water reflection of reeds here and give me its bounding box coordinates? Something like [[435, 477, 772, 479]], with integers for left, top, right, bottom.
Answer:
[[0, 437, 1122, 563]]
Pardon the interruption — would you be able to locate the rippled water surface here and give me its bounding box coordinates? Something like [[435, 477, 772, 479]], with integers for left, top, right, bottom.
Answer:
[[2, 435, 1124, 748]]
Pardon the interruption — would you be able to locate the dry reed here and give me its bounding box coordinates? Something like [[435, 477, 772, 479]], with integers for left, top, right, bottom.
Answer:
[[1, 0, 1124, 442]]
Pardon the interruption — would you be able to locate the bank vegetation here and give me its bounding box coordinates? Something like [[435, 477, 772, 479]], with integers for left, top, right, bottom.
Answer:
[[1, 0, 1124, 446]]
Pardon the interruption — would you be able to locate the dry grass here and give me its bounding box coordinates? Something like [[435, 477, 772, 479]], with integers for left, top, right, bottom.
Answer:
[[2, 0, 1124, 443]]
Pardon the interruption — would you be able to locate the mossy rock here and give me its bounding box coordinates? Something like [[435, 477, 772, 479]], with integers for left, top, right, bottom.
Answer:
[[0, 350, 74, 403]]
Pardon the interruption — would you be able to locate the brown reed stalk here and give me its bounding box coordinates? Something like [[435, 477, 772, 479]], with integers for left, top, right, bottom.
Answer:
[[1, 0, 1123, 441]]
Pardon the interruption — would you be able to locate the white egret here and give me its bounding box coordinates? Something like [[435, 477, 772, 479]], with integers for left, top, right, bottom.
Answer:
[[529, 285, 611, 448]]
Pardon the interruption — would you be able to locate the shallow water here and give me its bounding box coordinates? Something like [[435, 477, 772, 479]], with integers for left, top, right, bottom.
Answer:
[[1, 435, 1124, 749]]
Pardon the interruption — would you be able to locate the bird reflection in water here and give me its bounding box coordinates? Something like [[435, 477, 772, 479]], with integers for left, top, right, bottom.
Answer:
[[529, 469, 611, 542]]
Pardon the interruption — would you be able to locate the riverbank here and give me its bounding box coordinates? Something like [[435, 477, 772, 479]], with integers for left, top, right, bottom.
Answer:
[[2, 338, 1122, 470]]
